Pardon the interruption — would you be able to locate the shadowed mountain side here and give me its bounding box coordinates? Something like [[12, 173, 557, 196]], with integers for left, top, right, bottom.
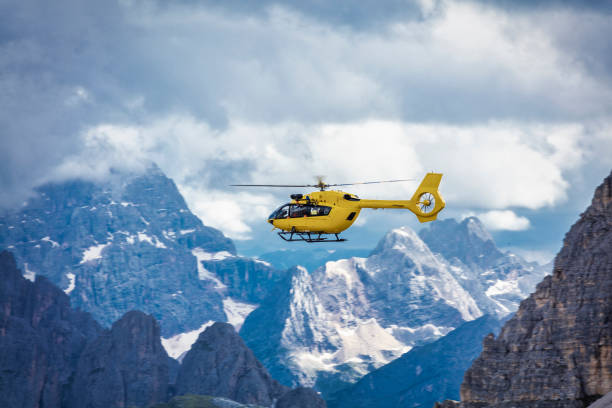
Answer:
[[328, 315, 502, 408], [0, 250, 102, 408], [176, 322, 290, 406], [69, 310, 170, 408]]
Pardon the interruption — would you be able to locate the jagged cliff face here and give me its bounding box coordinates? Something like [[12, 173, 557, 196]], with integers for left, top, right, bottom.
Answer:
[[460, 171, 612, 407], [0, 165, 282, 337], [176, 322, 289, 406], [0, 251, 323, 408], [420, 217, 549, 317], [70, 310, 170, 408], [0, 251, 102, 408]]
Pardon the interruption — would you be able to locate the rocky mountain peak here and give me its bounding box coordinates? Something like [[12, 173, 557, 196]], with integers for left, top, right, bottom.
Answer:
[[372, 226, 429, 256], [70, 309, 170, 408], [176, 322, 289, 406], [419, 216, 502, 270], [587, 169, 612, 214], [462, 216, 494, 242]]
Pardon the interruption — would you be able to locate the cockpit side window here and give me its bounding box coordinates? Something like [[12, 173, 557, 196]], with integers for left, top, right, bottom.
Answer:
[[287, 204, 331, 217]]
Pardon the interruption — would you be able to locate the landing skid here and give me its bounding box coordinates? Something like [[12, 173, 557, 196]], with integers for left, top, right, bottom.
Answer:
[[278, 231, 346, 243]]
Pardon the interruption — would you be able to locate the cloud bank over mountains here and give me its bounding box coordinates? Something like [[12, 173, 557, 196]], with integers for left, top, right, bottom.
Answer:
[[1, 0, 611, 246]]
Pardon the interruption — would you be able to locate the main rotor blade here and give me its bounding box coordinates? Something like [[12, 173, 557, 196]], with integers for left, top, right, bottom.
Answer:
[[230, 184, 317, 188], [326, 179, 415, 187]]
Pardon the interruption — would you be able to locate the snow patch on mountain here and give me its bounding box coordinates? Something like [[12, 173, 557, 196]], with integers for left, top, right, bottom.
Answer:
[[23, 262, 35, 282], [41, 236, 59, 247], [223, 297, 257, 331], [332, 318, 409, 370], [192, 248, 228, 289], [64, 273, 76, 294], [161, 320, 215, 359], [197, 251, 234, 261], [80, 243, 109, 264]]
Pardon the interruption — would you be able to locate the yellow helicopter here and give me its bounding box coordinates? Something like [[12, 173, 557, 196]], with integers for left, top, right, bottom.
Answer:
[[232, 173, 445, 242]]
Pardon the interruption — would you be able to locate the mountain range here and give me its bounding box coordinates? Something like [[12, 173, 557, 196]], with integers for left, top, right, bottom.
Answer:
[[0, 164, 551, 405], [0, 165, 283, 347], [0, 249, 325, 407], [240, 219, 549, 396]]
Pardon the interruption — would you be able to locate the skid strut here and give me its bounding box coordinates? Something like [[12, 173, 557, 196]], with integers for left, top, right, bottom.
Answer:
[[278, 230, 346, 243]]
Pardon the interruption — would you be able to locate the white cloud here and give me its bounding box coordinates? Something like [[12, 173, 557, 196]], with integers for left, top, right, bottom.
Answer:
[[51, 116, 604, 240], [4, 0, 612, 215], [464, 210, 531, 231], [27, 1, 612, 243]]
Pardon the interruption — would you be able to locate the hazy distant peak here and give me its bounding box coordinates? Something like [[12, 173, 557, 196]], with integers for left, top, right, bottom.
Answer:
[[461, 216, 494, 243], [373, 225, 429, 255]]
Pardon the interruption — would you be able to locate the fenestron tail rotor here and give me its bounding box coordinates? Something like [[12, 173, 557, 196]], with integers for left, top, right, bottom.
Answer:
[[417, 192, 436, 214], [408, 173, 445, 222]]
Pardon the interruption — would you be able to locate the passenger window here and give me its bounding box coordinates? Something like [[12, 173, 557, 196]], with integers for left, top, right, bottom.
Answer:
[[290, 205, 307, 217]]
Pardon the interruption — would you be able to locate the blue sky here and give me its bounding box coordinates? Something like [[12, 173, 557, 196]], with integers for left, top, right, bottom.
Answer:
[[1, 0, 612, 263]]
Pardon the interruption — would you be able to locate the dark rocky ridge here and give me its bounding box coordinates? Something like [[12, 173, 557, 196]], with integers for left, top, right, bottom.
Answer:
[[0, 250, 322, 408], [449, 170, 612, 407], [177, 322, 290, 406], [69, 310, 170, 408], [0, 250, 102, 408]]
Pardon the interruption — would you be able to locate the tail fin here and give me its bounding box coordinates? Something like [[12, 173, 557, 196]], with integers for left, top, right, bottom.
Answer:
[[409, 173, 445, 222]]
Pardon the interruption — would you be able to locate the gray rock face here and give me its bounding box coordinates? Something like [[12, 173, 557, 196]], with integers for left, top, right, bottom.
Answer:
[[328, 315, 502, 408], [0, 250, 102, 408], [69, 310, 170, 408], [419, 217, 500, 270], [0, 165, 283, 337], [277, 387, 327, 408], [176, 322, 289, 406], [458, 170, 612, 407], [419, 217, 550, 317]]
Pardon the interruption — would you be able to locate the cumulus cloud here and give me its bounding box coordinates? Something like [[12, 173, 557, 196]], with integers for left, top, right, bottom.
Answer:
[[464, 210, 531, 231], [2, 0, 612, 244], [47, 116, 603, 238]]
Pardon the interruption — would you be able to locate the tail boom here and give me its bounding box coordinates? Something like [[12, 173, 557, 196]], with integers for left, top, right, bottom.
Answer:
[[357, 173, 445, 222]]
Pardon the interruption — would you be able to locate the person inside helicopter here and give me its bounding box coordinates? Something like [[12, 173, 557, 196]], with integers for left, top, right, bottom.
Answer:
[[269, 204, 331, 219]]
